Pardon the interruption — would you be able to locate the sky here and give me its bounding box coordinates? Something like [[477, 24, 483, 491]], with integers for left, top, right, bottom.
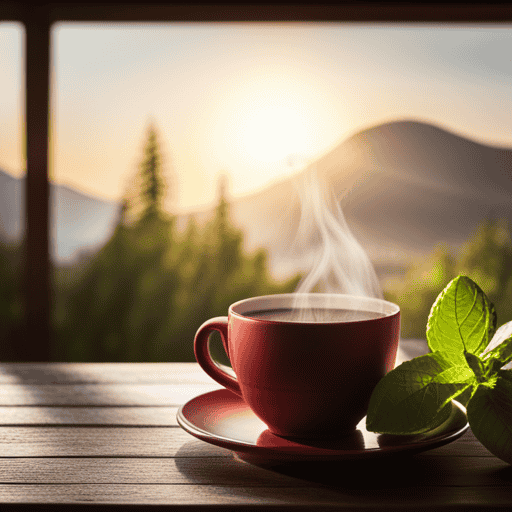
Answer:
[[1, 22, 512, 213]]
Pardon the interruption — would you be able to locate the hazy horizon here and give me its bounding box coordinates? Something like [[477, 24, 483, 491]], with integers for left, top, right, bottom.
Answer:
[[1, 116, 512, 213]]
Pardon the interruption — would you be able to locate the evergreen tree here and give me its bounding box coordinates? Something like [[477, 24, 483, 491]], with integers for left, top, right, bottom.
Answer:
[[138, 123, 166, 221], [209, 174, 244, 289], [124, 122, 170, 226]]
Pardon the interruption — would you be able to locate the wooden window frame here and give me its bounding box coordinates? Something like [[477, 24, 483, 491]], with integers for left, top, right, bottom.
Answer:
[[0, 2, 510, 360]]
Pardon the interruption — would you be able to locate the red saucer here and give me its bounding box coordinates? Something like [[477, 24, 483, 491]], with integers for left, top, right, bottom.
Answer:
[[177, 388, 468, 462]]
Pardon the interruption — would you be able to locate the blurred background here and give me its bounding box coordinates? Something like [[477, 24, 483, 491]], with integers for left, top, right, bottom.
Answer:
[[1, 22, 511, 361]]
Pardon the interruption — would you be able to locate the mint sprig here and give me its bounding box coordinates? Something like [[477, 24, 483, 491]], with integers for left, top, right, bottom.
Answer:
[[366, 275, 512, 465], [426, 274, 497, 359]]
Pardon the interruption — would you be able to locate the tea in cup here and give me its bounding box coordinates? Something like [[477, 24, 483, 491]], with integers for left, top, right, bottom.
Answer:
[[194, 293, 400, 438]]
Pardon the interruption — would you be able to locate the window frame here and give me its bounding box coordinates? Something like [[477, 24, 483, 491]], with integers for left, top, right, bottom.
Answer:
[[1, 2, 511, 360]]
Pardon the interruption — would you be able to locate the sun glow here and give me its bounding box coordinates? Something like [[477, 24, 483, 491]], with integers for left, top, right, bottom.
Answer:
[[220, 73, 328, 170], [240, 104, 309, 163], [200, 65, 347, 204]]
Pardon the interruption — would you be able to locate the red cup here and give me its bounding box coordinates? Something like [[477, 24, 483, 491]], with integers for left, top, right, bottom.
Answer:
[[194, 293, 400, 438]]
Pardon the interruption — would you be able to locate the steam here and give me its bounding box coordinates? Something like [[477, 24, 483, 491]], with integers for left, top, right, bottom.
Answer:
[[291, 166, 382, 321]]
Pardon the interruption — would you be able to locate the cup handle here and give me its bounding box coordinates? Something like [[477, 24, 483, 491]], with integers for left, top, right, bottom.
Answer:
[[194, 316, 242, 397]]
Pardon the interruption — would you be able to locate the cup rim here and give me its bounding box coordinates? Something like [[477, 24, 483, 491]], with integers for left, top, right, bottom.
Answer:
[[229, 293, 399, 324]]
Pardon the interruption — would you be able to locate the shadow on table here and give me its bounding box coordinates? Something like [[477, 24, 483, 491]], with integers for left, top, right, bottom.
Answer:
[[175, 439, 457, 490], [492, 464, 512, 484], [249, 456, 451, 489], [239, 455, 459, 489]]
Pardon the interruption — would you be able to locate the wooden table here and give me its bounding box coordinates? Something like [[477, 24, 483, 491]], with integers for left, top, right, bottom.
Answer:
[[0, 340, 510, 510]]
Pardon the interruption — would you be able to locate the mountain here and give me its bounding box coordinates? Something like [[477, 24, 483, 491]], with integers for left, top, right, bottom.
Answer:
[[0, 169, 24, 241], [333, 120, 512, 246], [49, 184, 119, 262], [0, 171, 118, 262], [225, 120, 512, 277], [1, 119, 511, 278]]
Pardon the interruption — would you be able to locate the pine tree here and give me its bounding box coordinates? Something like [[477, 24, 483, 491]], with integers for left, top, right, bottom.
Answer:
[[123, 122, 169, 226], [210, 174, 243, 280], [139, 123, 165, 221]]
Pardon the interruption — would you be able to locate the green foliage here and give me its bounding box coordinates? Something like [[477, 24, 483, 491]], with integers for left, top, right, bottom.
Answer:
[[366, 351, 473, 434], [140, 124, 166, 219], [426, 275, 496, 358], [384, 218, 512, 339], [369, 274, 512, 466], [467, 370, 512, 465], [51, 126, 301, 362], [124, 123, 168, 224], [457, 219, 512, 324]]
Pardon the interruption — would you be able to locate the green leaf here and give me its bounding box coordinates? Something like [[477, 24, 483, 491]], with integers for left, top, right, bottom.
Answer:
[[366, 352, 475, 434], [481, 321, 512, 373], [465, 352, 487, 383], [467, 370, 512, 465], [427, 275, 496, 362]]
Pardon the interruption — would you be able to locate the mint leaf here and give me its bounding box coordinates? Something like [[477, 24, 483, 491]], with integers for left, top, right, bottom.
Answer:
[[467, 370, 512, 465], [481, 321, 512, 372], [427, 276, 496, 361], [366, 352, 475, 434]]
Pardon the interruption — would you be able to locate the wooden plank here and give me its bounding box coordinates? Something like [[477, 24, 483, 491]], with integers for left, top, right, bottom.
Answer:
[[0, 484, 366, 507], [0, 427, 231, 457], [0, 458, 308, 486], [0, 455, 508, 487], [0, 407, 180, 426], [0, 483, 510, 508], [0, 363, 218, 384], [0, 408, 479, 449], [0, 384, 222, 406], [0, 426, 482, 459]]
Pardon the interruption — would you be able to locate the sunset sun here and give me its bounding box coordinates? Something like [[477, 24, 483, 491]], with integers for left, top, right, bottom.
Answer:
[[210, 71, 343, 194], [240, 104, 309, 163]]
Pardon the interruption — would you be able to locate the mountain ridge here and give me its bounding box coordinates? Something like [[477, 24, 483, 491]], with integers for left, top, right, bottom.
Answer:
[[1, 119, 511, 277], [225, 119, 512, 276]]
